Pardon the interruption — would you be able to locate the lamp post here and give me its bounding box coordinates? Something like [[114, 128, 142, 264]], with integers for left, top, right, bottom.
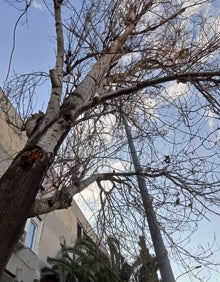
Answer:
[[122, 114, 175, 282]]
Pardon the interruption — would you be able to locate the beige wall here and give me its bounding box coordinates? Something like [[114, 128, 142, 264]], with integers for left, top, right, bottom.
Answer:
[[38, 200, 92, 262], [0, 88, 26, 175], [0, 89, 95, 282], [5, 248, 46, 282]]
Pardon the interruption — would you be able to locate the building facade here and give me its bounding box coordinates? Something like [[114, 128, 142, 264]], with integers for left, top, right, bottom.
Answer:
[[0, 89, 93, 282]]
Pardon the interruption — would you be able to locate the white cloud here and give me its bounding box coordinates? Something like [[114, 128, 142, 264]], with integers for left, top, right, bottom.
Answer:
[[163, 81, 189, 101], [110, 159, 130, 172], [31, 0, 45, 11], [74, 183, 101, 221], [206, 110, 217, 130]]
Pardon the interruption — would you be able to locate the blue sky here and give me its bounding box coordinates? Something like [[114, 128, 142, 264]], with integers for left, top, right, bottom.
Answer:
[[0, 1, 54, 80], [0, 0, 54, 112], [0, 1, 220, 281]]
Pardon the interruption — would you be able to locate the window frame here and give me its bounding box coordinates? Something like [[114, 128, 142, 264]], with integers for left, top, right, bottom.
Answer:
[[24, 217, 42, 254], [77, 221, 83, 239], [77, 220, 86, 239]]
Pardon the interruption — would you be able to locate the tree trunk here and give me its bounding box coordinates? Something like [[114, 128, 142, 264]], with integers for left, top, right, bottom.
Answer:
[[123, 114, 175, 282], [0, 148, 50, 275]]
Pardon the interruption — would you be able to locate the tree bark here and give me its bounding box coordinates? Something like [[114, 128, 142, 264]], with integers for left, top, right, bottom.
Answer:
[[0, 148, 49, 275]]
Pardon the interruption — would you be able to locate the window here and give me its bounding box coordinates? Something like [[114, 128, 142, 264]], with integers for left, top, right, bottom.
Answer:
[[77, 222, 82, 239], [0, 270, 15, 282], [24, 217, 42, 254], [77, 221, 86, 239], [26, 220, 37, 250]]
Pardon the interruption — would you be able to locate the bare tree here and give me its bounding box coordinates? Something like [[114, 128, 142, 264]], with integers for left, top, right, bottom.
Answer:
[[0, 0, 220, 278]]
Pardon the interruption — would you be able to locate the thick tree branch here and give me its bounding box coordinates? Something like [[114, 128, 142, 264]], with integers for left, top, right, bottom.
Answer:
[[75, 70, 220, 116], [29, 186, 72, 217], [60, 2, 157, 119], [46, 0, 64, 121], [30, 169, 166, 217]]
